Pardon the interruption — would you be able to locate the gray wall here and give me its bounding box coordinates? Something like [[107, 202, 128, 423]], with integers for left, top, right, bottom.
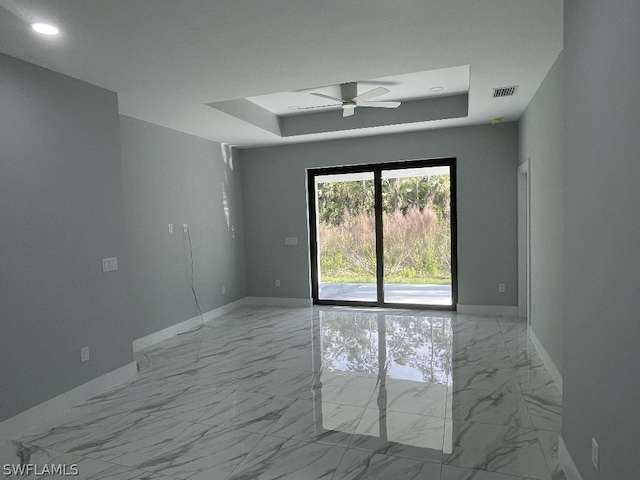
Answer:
[[564, 1, 640, 478], [0, 52, 248, 424], [519, 52, 564, 374], [0, 53, 132, 422], [240, 124, 519, 306], [120, 116, 246, 341]]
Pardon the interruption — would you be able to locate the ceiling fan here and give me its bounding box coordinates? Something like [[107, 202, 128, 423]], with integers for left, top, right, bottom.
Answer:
[[299, 82, 401, 117]]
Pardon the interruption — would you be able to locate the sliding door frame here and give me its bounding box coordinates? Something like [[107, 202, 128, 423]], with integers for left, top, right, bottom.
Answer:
[[307, 157, 458, 310]]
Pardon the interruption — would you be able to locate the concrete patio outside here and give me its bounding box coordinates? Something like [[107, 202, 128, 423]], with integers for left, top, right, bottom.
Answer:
[[319, 282, 452, 305]]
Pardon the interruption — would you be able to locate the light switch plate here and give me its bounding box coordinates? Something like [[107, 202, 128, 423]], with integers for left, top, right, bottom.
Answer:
[[80, 346, 90, 363], [285, 237, 298, 245], [102, 257, 118, 272]]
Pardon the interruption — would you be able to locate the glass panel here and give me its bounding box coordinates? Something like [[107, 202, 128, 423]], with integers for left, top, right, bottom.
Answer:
[[315, 171, 376, 302], [381, 166, 452, 305]]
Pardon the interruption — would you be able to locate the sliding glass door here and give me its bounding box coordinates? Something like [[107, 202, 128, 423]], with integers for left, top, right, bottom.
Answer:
[[314, 171, 377, 303], [381, 166, 453, 305], [308, 158, 457, 309]]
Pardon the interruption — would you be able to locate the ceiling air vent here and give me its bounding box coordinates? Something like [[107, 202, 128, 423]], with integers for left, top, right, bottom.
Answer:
[[492, 85, 518, 98]]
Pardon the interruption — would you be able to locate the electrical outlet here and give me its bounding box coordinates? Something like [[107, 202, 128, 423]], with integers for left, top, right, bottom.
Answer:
[[592, 437, 599, 470], [275, 280, 280, 287], [80, 346, 90, 363], [168, 223, 173, 233], [183, 223, 188, 232], [498, 283, 505, 293], [222, 286, 226, 295]]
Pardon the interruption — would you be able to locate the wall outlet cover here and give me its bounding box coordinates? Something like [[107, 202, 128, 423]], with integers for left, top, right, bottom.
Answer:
[[80, 346, 90, 363]]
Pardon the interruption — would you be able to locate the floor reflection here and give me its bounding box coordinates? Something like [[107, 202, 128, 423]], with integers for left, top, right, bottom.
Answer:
[[313, 309, 453, 460], [316, 309, 453, 382], [308, 307, 563, 479], [4, 306, 564, 480]]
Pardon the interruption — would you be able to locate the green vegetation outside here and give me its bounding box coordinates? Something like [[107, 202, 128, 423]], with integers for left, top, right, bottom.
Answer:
[[317, 174, 452, 284]]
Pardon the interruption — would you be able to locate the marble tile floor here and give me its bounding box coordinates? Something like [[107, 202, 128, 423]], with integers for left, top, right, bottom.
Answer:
[[2, 306, 565, 479]]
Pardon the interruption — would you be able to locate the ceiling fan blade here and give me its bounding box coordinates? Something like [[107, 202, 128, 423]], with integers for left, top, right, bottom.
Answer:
[[293, 104, 341, 111], [342, 106, 355, 117], [311, 93, 343, 103], [356, 101, 401, 109], [352, 86, 390, 103]]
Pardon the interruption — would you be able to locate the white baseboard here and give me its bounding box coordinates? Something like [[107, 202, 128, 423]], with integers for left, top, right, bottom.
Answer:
[[559, 436, 583, 480], [0, 362, 136, 442], [456, 304, 519, 316], [243, 296, 313, 308], [529, 327, 563, 394], [133, 298, 249, 352]]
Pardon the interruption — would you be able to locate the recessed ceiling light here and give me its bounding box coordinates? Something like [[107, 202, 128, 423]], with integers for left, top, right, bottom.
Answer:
[[429, 86, 444, 92], [31, 23, 60, 36]]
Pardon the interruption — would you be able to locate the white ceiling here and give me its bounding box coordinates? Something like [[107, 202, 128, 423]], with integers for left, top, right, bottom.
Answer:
[[0, 0, 563, 148]]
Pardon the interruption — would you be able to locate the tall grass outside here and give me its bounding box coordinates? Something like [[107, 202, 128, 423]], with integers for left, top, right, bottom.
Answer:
[[317, 174, 451, 286]]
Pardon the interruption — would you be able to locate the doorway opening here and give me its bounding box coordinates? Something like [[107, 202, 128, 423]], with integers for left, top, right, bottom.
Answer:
[[307, 158, 457, 309]]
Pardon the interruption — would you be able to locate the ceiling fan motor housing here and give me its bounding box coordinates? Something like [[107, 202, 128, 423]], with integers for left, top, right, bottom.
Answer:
[[340, 82, 358, 101]]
